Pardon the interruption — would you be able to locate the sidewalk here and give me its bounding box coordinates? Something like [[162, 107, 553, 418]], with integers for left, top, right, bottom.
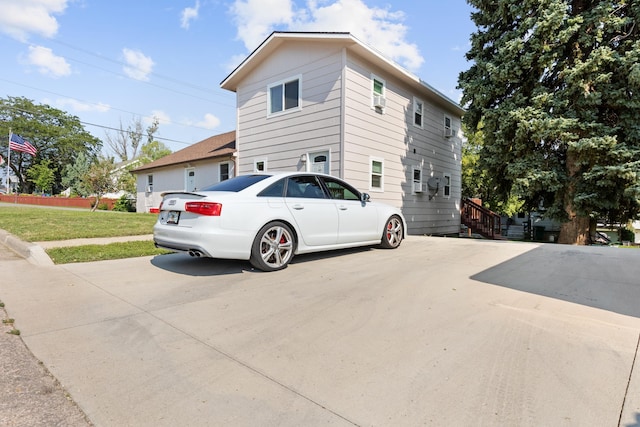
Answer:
[[0, 228, 153, 266]]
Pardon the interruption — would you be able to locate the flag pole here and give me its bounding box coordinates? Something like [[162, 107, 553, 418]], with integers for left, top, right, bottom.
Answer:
[[6, 128, 10, 193]]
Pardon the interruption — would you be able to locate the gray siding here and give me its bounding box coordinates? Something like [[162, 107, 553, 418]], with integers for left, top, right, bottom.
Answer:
[[342, 53, 462, 235], [235, 42, 344, 174], [230, 37, 463, 236]]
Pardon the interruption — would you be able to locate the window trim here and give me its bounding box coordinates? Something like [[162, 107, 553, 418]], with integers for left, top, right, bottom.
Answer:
[[413, 97, 424, 128], [219, 161, 232, 182], [371, 74, 386, 111], [412, 165, 423, 195], [443, 173, 451, 198], [444, 115, 455, 138], [267, 75, 302, 117], [370, 157, 384, 192], [254, 158, 267, 172]]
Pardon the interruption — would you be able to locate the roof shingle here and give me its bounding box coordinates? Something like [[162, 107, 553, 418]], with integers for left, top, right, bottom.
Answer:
[[132, 130, 236, 173]]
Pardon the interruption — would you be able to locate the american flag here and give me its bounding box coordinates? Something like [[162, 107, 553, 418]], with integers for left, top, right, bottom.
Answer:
[[9, 133, 37, 156]]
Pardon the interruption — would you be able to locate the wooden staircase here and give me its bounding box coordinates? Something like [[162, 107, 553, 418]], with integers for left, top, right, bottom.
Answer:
[[460, 198, 502, 239]]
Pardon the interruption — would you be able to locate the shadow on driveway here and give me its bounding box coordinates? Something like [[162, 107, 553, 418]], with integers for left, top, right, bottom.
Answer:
[[471, 244, 640, 318], [150, 246, 375, 276]]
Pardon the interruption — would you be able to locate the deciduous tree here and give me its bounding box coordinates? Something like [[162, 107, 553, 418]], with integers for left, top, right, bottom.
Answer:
[[0, 96, 101, 193]]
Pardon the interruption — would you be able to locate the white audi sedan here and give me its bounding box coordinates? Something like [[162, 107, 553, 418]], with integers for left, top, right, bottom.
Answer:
[[154, 172, 405, 271]]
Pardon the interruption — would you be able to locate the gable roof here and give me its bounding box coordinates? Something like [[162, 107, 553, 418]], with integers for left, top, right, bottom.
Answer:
[[220, 31, 465, 117], [132, 130, 236, 173]]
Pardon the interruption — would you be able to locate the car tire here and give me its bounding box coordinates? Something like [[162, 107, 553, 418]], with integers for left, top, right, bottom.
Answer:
[[250, 221, 295, 271], [380, 215, 403, 249]]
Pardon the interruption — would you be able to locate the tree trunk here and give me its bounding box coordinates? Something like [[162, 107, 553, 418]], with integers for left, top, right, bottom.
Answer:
[[558, 147, 590, 245], [558, 215, 590, 244], [91, 195, 99, 212]]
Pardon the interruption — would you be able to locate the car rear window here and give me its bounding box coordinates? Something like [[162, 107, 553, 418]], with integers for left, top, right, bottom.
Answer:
[[200, 175, 271, 192]]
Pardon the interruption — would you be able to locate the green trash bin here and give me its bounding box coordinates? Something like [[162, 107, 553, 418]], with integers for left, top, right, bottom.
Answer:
[[533, 225, 545, 241]]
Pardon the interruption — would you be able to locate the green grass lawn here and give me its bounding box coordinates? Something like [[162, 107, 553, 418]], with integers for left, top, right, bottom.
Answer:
[[0, 205, 158, 241], [0, 205, 172, 263]]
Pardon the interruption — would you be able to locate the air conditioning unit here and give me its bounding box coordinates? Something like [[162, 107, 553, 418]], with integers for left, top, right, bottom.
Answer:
[[146, 186, 153, 193], [413, 182, 423, 193], [373, 94, 386, 109], [444, 127, 455, 138]]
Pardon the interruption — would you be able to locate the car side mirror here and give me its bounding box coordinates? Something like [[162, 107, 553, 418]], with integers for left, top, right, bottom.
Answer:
[[360, 193, 370, 203]]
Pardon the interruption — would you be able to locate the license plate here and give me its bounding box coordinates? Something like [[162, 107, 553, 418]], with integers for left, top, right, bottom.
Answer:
[[166, 211, 180, 225]]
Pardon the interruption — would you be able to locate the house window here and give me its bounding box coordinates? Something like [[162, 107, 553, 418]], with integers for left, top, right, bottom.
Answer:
[[412, 166, 422, 194], [371, 74, 386, 110], [413, 98, 423, 128], [268, 76, 301, 115], [444, 116, 454, 138], [254, 158, 267, 172], [220, 162, 231, 181], [370, 157, 384, 191], [146, 175, 153, 193], [443, 173, 451, 198]]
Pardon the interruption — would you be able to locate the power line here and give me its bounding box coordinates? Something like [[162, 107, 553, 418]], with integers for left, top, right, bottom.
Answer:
[[0, 77, 229, 145], [1, 102, 216, 147]]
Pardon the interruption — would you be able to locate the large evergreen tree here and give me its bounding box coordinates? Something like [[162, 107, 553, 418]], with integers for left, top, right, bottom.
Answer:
[[459, 0, 640, 244]]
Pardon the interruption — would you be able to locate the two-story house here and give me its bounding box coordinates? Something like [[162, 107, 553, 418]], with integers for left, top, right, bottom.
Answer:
[[220, 31, 465, 235]]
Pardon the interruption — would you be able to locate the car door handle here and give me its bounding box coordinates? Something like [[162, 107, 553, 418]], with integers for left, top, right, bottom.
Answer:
[[338, 205, 348, 210], [291, 204, 304, 210]]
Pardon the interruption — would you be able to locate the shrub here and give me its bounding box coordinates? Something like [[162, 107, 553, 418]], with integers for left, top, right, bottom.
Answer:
[[113, 195, 136, 212], [620, 227, 635, 243]]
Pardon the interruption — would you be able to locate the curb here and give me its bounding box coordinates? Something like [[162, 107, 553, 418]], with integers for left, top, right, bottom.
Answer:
[[0, 230, 54, 266]]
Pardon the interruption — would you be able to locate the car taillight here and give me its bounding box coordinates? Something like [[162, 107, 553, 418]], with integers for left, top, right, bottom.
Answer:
[[185, 202, 222, 216]]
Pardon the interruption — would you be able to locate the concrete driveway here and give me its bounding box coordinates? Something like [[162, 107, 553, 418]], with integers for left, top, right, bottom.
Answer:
[[1, 236, 640, 426]]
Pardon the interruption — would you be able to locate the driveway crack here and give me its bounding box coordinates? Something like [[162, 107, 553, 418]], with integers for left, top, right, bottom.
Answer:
[[619, 331, 640, 427]]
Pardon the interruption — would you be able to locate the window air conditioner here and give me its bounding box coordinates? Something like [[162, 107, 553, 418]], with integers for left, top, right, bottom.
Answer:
[[413, 182, 423, 193], [373, 94, 386, 109], [146, 186, 153, 193], [444, 127, 455, 138]]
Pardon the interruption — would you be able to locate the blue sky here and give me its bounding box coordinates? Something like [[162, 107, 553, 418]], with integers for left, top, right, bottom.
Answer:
[[0, 0, 476, 156]]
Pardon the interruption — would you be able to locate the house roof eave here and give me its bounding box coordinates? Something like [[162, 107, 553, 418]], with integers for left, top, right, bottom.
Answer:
[[220, 31, 465, 117]]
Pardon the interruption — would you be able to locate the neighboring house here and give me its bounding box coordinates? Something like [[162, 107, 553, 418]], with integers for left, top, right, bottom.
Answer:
[[101, 158, 142, 200], [131, 131, 236, 213], [220, 31, 466, 235]]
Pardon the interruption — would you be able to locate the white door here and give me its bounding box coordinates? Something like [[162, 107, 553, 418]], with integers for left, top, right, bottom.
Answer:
[[186, 168, 196, 192], [308, 151, 329, 174]]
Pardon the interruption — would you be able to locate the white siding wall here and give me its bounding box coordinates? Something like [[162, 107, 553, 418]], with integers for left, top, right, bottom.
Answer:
[[343, 53, 462, 235], [235, 42, 344, 175], [135, 159, 234, 213]]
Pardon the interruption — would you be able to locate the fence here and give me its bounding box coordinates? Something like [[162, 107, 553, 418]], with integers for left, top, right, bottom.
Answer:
[[0, 194, 118, 210]]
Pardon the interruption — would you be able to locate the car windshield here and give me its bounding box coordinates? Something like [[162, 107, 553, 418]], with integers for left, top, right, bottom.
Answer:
[[200, 174, 271, 192]]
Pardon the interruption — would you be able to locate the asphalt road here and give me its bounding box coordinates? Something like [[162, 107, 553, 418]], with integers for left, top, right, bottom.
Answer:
[[1, 235, 640, 426]]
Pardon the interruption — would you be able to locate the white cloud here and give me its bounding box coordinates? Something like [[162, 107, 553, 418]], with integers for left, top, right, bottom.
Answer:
[[147, 110, 171, 126], [229, 0, 423, 71], [24, 45, 71, 77], [230, 0, 295, 51], [122, 48, 155, 81], [195, 113, 221, 129], [49, 98, 111, 113], [181, 0, 200, 29], [0, 0, 68, 41]]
